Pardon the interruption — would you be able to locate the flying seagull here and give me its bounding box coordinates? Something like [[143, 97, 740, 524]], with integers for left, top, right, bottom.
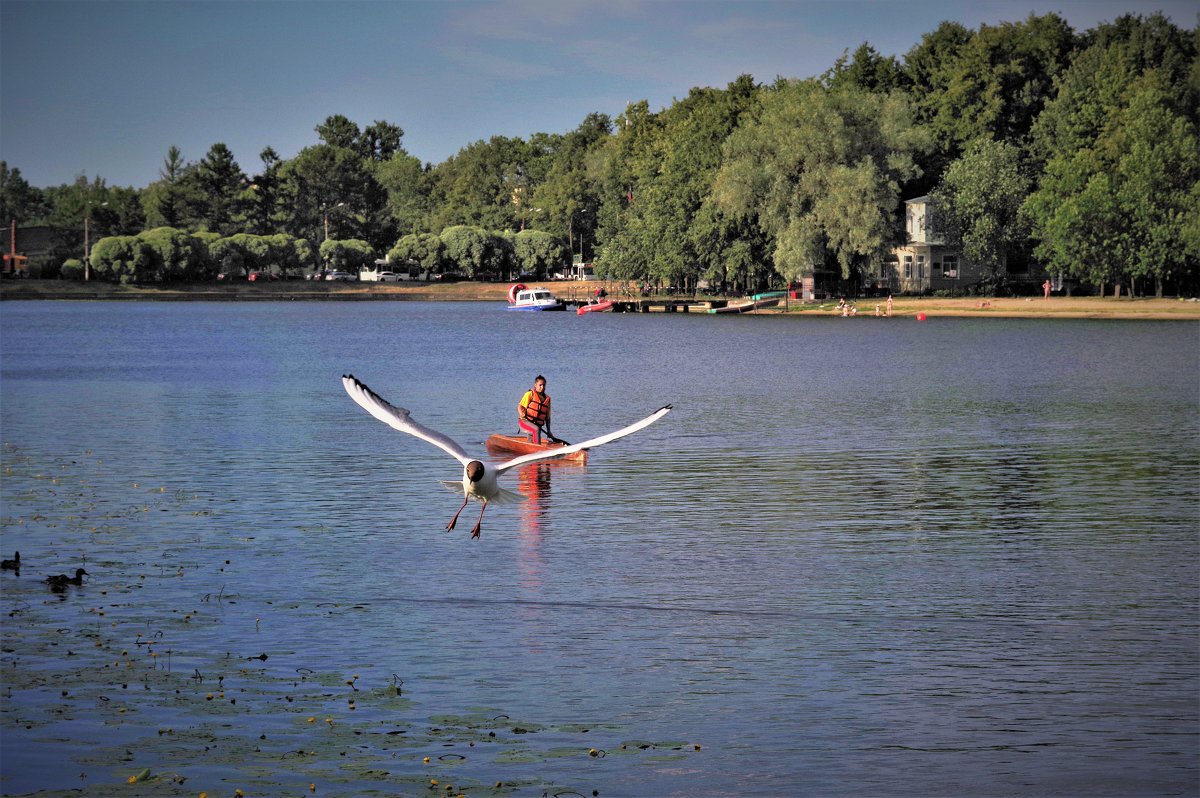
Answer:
[[342, 374, 672, 538]]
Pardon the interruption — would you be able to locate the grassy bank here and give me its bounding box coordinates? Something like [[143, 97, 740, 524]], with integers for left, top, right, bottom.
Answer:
[[3, 279, 1198, 319]]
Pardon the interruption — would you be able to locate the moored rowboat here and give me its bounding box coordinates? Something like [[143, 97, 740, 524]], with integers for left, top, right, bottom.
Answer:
[[485, 433, 588, 464], [577, 299, 615, 315]]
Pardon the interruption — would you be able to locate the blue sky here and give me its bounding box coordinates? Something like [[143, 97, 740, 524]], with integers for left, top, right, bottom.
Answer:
[[2, 0, 1195, 189]]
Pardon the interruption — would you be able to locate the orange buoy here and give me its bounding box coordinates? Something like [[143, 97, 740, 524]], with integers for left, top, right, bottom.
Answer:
[[916, 312, 927, 321]]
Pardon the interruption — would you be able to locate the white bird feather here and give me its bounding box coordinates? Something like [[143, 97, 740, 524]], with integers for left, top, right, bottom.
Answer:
[[342, 374, 672, 537]]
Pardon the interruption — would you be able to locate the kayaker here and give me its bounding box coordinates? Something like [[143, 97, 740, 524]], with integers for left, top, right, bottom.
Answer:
[[518, 375, 553, 444]]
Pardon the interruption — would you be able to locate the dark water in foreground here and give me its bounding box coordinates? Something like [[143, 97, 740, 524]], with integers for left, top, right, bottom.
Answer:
[[1, 301, 1197, 797]]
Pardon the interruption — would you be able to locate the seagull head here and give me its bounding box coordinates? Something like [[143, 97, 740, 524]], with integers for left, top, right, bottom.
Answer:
[[466, 461, 485, 483]]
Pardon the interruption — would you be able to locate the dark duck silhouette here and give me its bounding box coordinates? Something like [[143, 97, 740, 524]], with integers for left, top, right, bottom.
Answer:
[[46, 568, 88, 589], [1, 552, 18, 571]]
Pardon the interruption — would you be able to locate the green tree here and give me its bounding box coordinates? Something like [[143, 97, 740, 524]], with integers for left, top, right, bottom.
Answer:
[[513, 229, 567, 279], [191, 143, 247, 235], [375, 151, 429, 235], [139, 226, 209, 281], [826, 43, 909, 92], [242, 147, 286, 235], [43, 175, 119, 266], [593, 100, 662, 282], [904, 15, 1075, 188], [319, 238, 375, 272], [316, 115, 361, 151], [1025, 15, 1199, 295], [209, 235, 248, 277], [930, 139, 1033, 290], [712, 79, 926, 285], [597, 77, 761, 290], [361, 120, 405, 162], [89, 235, 155, 284], [440, 225, 488, 277], [0, 162, 48, 225], [142, 146, 198, 229], [278, 144, 388, 249], [426, 136, 531, 231], [389, 232, 445, 275]]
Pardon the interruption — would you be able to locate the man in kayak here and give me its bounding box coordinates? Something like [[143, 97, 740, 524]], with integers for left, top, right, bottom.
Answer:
[[518, 375, 554, 444]]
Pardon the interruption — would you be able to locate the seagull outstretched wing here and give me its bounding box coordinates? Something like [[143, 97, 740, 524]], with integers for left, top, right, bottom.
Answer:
[[342, 374, 472, 465], [494, 405, 673, 474]]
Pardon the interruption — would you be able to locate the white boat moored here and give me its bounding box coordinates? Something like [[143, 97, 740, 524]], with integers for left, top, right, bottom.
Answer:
[[506, 284, 565, 311]]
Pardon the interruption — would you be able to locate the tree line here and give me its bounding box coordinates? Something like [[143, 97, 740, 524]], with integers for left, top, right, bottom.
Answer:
[[2, 12, 1196, 295]]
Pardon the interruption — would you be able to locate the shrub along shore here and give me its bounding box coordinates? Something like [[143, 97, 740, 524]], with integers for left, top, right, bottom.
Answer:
[[2, 279, 1198, 319]]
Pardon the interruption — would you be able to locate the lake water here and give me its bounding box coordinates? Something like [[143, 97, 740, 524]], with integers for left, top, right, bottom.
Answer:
[[1, 301, 1197, 797]]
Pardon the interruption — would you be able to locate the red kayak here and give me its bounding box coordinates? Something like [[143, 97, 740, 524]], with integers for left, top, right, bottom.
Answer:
[[577, 300, 614, 315], [485, 433, 588, 464]]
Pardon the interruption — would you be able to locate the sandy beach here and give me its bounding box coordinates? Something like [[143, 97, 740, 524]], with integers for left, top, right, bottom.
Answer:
[[2, 279, 1198, 320]]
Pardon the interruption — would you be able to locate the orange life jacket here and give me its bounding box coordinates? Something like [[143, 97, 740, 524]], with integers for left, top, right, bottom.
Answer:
[[521, 390, 551, 424]]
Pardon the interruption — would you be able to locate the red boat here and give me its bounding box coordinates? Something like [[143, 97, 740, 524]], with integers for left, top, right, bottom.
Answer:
[[577, 299, 615, 315], [485, 433, 588, 464]]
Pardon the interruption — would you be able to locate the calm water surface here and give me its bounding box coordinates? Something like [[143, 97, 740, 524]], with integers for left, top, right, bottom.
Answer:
[[1, 301, 1197, 797]]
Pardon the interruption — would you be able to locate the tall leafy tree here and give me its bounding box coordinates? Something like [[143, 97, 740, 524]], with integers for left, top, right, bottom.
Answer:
[[513, 229, 566, 279], [278, 144, 388, 249], [903, 15, 1075, 187], [190, 143, 247, 235], [531, 113, 611, 257], [426, 136, 532, 232], [592, 100, 662, 281], [242, 147, 286, 235], [389, 232, 445, 275], [1025, 14, 1199, 295], [375, 151, 430, 236], [0, 162, 48, 225], [142, 146, 198, 229], [826, 43, 909, 92], [712, 79, 926, 284], [361, 120, 405, 162], [316, 115, 361, 151], [930, 139, 1033, 290], [439, 224, 488, 277]]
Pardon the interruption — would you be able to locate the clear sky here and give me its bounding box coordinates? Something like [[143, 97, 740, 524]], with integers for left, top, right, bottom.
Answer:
[[2, 0, 1195, 189]]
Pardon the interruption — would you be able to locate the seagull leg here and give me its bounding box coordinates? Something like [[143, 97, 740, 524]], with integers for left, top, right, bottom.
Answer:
[[446, 495, 469, 531], [470, 499, 487, 539]]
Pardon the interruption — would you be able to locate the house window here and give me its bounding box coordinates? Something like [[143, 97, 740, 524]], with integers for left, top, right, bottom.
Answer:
[[903, 255, 912, 279], [943, 255, 958, 279], [916, 255, 925, 280]]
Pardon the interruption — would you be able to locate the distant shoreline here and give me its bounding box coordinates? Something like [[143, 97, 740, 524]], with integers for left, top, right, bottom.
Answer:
[[2, 280, 1198, 320]]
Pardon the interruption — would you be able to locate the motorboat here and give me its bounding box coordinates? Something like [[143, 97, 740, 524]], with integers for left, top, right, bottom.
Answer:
[[506, 284, 565, 311], [577, 299, 615, 315]]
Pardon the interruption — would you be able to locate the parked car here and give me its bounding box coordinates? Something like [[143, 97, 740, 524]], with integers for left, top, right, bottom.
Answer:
[[376, 271, 402, 282], [325, 271, 355, 282], [248, 271, 279, 282]]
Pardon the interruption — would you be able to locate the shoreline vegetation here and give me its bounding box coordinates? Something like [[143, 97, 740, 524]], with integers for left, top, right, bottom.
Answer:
[[2, 279, 1199, 320]]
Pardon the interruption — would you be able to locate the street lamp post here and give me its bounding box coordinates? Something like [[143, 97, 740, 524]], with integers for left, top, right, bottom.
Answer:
[[322, 202, 345, 242]]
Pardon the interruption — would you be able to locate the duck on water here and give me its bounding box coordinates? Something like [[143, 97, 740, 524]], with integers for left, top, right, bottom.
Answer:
[[45, 568, 88, 589]]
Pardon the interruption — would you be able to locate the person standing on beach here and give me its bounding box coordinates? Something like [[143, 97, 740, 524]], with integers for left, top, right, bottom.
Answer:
[[886, 294, 894, 316], [1043, 279, 1052, 299], [518, 375, 553, 444]]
